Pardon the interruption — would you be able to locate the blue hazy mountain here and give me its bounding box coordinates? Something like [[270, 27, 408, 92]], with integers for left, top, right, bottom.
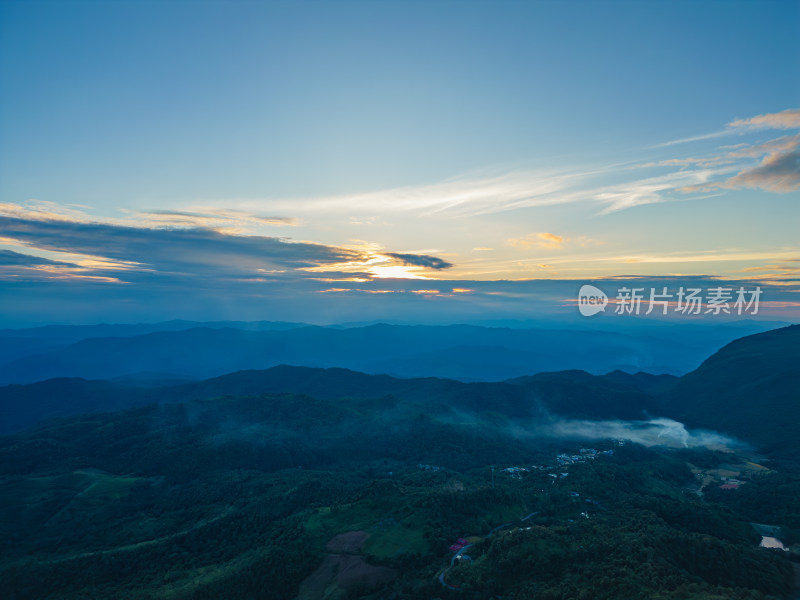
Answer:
[[0, 320, 782, 385], [0, 319, 308, 365]]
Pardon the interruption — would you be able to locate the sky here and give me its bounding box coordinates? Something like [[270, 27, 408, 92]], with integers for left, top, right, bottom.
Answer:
[[0, 0, 798, 326]]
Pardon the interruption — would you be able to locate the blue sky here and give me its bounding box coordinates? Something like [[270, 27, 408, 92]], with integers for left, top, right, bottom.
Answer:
[[1, 0, 798, 325]]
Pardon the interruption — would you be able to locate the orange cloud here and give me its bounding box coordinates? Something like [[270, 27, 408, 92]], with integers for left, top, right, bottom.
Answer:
[[508, 232, 565, 249]]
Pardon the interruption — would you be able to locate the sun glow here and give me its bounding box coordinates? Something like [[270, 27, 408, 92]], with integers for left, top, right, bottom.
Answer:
[[368, 265, 431, 279]]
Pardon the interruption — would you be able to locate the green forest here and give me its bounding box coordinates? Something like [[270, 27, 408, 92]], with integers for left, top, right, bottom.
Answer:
[[1, 388, 798, 600]]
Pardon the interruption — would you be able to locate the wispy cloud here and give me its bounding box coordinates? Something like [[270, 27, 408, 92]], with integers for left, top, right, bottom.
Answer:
[[730, 108, 800, 130], [0, 201, 298, 235], [653, 129, 733, 148], [132, 209, 297, 231], [579, 114, 800, 208], [508, 232, 566, 249], [656, 108, 800, 148], [247, 167, 609, 218], [0, 200, 97, 223], [594, 168, 724, 212], [616, 249, 800, 265], [227, 108, 798, 217]]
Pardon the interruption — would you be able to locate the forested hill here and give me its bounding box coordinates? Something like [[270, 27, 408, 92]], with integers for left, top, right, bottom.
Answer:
[[0, 365, 666, 435], [662, 324, 800, 456]]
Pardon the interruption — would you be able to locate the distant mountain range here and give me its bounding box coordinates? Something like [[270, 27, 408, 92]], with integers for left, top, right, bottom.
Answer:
[[1, 323, 798, 457], [0, 319, 784, 385], [0, 319, 306, 366]]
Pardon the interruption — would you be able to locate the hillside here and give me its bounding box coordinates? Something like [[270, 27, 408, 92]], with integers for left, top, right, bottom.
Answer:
[[0, 365, 667, 435], [662, 324, 800, 456], [0, 378, 144, 435], [1, 385, 797, 599]]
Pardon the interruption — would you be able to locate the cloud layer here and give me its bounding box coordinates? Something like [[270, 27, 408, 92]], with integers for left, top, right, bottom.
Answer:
[[0, 208, 454, 287], [0, 110, 797, 324]]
